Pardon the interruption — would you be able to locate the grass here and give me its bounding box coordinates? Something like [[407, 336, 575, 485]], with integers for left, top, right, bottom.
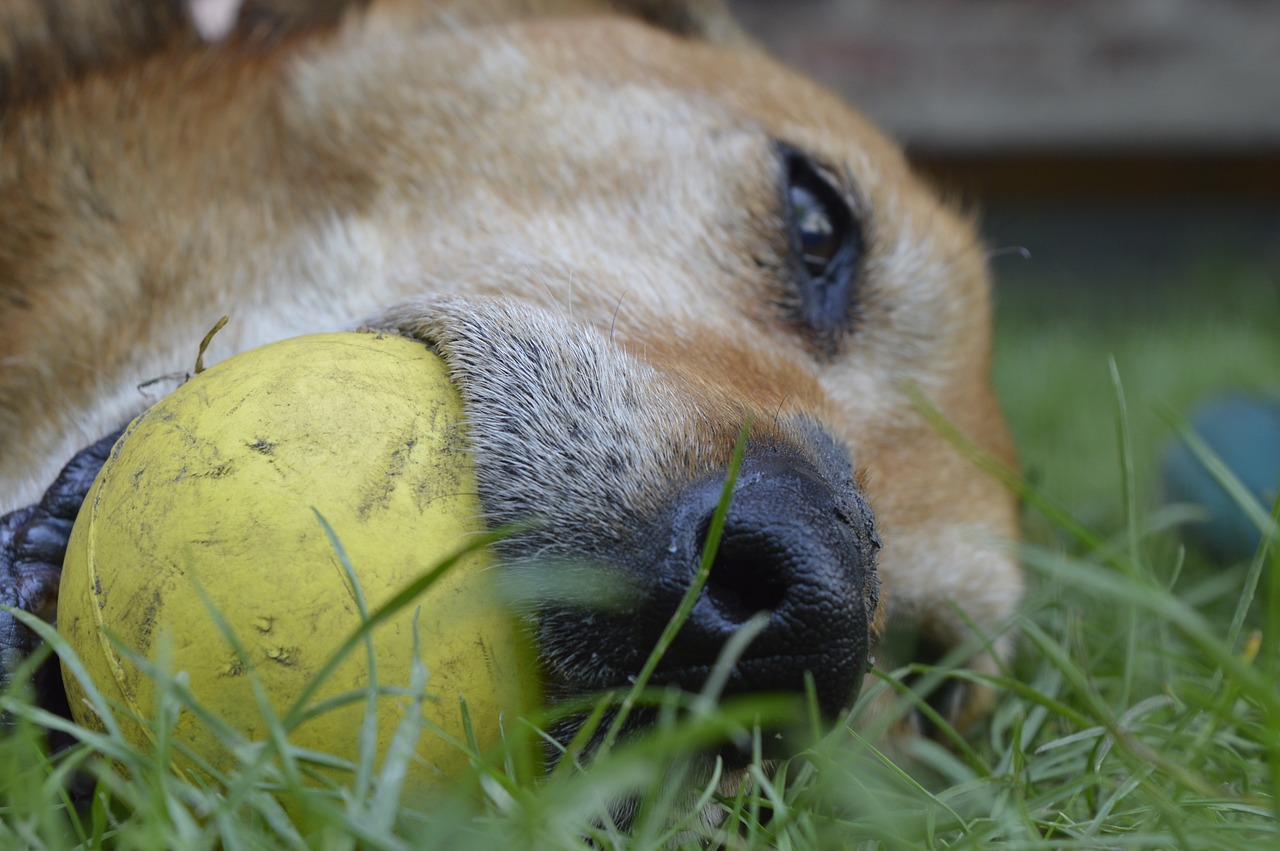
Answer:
[[3, 258, 1280, 848], [993, 256, 1280, 530]]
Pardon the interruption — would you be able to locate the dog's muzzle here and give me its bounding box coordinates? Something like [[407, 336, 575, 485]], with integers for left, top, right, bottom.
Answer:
[[654, 443, 878, 717], [527, 431, 881, 742], [378, 299, 880, 750], [638, 439, 880, 721]]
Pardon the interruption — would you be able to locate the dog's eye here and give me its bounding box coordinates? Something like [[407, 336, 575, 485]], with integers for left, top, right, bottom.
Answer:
[[791, 182, 842, 278], [780, 147, 863, 344]]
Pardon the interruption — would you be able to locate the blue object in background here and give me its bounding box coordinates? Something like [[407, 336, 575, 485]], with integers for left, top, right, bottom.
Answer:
[[1161, 393, 1280, 563]]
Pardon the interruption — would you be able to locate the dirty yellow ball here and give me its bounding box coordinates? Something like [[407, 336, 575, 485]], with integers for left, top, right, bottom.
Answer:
[[58, 332, 536, 791]]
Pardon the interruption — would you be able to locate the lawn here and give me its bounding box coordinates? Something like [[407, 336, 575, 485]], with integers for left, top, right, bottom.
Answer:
[[2, 231, 1278, 848]]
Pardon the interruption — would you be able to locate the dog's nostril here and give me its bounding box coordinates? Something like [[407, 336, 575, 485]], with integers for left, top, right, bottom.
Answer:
[[641, 443, 877, 723], [699, 528, 791, 625]]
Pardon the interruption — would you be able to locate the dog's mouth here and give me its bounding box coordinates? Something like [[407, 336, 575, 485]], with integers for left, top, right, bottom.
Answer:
[[514, 446, 879, 769], [378, 298, 881, 764]]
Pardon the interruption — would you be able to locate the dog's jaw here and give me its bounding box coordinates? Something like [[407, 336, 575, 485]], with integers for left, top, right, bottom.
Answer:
[[377, 296, 881, 737]]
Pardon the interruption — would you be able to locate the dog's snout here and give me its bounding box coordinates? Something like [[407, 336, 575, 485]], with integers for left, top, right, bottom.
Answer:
[[652, 447, 880, 721], [692, 460, 841, 631]]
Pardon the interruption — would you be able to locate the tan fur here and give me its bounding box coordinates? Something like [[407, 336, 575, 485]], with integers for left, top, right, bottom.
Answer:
[[0, 0, 1021, 736]]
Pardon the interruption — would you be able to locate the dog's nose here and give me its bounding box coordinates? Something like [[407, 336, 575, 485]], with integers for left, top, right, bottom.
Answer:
[[648, 446, 879, 721]]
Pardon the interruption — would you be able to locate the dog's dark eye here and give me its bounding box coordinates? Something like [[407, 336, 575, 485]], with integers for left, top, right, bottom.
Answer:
[[791, 182, 842, 278], [780, 146, 863, 345]]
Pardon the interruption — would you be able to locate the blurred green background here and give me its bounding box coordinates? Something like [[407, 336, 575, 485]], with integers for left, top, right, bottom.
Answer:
[[988, 200, 1280, 532]]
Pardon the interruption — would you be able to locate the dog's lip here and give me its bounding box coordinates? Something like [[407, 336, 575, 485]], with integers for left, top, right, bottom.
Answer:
[[547, 644, 867, 704], [646, 649, 860, 682], [545, 632, 860, 678]]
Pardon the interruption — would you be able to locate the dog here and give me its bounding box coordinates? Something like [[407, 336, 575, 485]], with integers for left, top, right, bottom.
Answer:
[[0, 0, 1022, 781]]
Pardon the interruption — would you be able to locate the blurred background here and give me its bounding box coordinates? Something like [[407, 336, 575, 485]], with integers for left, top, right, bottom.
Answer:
[[738, 0, 1280, 556]]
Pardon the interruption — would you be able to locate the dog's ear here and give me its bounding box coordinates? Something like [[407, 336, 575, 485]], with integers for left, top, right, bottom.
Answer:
[[0, 1, 193, 110], [605, 0, 756, 48], [0, 0, 355, 112]]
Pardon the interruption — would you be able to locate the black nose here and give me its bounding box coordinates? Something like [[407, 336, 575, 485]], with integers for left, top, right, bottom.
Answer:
[[645, 444, 880, 721]]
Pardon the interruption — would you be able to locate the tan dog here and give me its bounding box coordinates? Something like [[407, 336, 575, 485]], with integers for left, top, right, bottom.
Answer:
[[0, 0, 1021, 764]]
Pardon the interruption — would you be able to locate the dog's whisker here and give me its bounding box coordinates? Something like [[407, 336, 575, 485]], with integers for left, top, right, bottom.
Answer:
[[608, 291, 630, 343], [988, 245, 1032, 261]]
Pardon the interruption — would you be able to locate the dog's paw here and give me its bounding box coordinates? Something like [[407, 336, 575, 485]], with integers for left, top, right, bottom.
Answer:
[[1, 428, 123, 707]]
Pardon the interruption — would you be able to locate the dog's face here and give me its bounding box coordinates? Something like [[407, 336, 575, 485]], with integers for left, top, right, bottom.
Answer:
[[0, 1, 1021, 761], [357, 14, 1023, 739]]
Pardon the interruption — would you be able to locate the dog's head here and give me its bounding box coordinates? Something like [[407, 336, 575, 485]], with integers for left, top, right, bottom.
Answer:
[[0, 0, 1022, 766], [350, 4, 1023, 751]]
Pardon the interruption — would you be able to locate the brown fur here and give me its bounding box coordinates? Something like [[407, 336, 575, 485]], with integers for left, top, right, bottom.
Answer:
[[0, 0, 1021, 739]]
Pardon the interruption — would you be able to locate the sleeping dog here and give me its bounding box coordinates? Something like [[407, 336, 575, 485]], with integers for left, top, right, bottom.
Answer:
[[0, 0, 1022, 773]]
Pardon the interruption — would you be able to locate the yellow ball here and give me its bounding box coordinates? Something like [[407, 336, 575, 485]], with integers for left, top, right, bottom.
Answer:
[[58, 332, 536, 792]]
